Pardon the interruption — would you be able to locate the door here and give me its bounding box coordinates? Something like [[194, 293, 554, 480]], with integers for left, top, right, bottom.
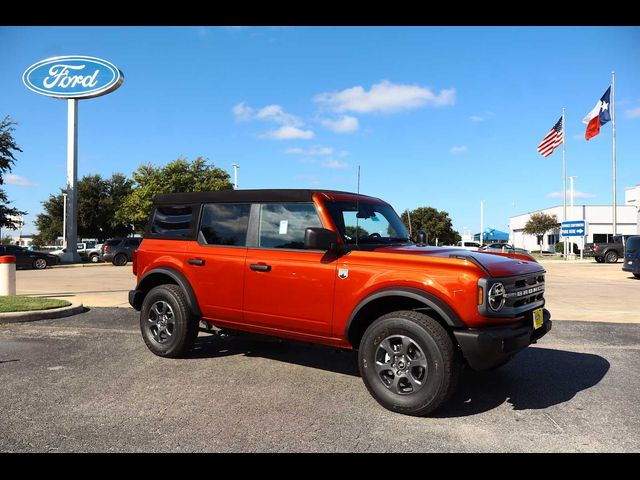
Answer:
[[186, 203, 251, 322], [243, 202, 337, 336]]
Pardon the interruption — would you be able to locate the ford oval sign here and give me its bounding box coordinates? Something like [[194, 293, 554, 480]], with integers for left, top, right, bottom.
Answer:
[[23, 55, 124, 99]]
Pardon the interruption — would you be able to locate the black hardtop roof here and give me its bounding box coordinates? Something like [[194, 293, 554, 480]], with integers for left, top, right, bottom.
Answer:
[[153, 189, 384, 205]]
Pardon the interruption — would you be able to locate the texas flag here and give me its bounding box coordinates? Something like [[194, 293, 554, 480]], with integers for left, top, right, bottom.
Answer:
[[582, 87, 611, 140]]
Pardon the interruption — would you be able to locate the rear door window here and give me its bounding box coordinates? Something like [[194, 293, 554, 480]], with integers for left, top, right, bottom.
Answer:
[[199, 203, 251, 246]]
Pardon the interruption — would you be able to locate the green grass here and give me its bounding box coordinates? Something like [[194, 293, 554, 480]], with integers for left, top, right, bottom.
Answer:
[[528, 252, 564, 261], [0, 296, 71, 313]]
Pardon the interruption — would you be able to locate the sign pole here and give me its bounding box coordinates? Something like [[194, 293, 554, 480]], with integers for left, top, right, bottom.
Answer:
[[611, 71, 617, 237], [61, 98, 81, 263]]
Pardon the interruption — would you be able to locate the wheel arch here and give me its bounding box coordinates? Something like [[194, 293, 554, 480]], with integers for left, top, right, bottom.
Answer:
[[345, 287, 464, 349], [132, 267, 202, 317]]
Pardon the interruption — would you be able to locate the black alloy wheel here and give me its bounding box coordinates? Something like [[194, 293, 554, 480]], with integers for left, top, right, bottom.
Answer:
[[358, 310, 460, 416]]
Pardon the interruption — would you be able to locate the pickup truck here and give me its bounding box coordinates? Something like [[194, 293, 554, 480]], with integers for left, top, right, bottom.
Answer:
[[584, 235, 632, 263]]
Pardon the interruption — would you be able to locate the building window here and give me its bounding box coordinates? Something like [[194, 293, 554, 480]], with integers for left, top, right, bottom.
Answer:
[[547, 234, 560, 245]]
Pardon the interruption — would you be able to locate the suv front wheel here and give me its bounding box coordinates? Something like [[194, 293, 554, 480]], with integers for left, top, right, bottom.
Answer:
[[358, 310, 460, 416], [140, 284, 199, 358]]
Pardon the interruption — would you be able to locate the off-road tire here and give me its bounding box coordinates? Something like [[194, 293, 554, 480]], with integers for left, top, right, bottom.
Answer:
[[634, 273, 640, 279], [113, 253, 128, 266], [140, 284, 199, 358], [358, 310, 460, 416], [604, 251, 618, 263]]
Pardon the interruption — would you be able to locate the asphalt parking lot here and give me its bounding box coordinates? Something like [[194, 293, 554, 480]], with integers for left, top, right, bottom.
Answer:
[[1, 308, 638, 452], [2, 259, 639, 452]]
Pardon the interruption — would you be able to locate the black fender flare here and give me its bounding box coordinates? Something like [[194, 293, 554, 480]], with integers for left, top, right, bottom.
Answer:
[[344, 286, 465, 340], [132, 267, 201, 317]]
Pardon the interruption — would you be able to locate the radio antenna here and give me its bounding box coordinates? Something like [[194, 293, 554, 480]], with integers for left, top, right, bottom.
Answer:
[[355, 165, 361, 247]]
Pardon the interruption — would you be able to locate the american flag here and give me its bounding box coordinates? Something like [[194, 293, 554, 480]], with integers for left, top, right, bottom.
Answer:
[[537, 116, 564, 157]]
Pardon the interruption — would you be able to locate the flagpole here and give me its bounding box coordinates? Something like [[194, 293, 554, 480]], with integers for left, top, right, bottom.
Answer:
[[612, 71, 617, 237], [562, 107, 567, 260]]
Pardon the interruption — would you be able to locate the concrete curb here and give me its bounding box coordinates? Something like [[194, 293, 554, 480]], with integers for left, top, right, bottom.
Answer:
[[0, 303, 85, 324], [50, 263, 112, 269]]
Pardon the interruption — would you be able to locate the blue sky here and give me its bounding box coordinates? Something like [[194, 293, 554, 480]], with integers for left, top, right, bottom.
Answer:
[[1, 26, 639, 236]]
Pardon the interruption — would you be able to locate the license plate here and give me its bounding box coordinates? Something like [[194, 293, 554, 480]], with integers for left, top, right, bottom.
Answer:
[[532, 308, 544, 330]]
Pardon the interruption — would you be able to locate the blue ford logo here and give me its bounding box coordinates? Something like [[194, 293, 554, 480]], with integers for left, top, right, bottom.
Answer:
[[23, 55, 123, 99]]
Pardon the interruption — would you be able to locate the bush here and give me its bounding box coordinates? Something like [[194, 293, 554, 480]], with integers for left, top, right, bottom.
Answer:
[[555, 242, 580, 254]]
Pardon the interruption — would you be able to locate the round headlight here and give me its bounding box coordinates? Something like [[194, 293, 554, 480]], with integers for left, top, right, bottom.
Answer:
[[488, 282, 506, 311]]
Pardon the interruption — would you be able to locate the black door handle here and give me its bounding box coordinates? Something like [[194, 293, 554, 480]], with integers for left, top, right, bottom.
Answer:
[[250, 263, 271, 272], [188, 258, 205, 266]]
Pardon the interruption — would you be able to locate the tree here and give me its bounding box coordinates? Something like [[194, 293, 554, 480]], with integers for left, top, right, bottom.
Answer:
[[0, 116, 27, 229], [117, 157, 232, 231], [32, 173, 134, 245], [400, 206, 461, 246], [1, 235, 15, 245], [523, 212, 559, 254]]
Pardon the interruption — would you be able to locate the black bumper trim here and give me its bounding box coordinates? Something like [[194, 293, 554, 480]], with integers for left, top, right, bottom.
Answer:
[[129, 289, 143, 311], [454, 308, 552, 371]]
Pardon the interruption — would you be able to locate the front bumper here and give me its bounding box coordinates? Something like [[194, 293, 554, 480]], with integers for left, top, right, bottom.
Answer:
[[622, 258, 639, 273], [129, 289, 143, 311], [454, 308, 552, 370]]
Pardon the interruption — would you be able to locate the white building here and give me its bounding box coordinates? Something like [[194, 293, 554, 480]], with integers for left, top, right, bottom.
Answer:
[[510, 187, 639, 252]]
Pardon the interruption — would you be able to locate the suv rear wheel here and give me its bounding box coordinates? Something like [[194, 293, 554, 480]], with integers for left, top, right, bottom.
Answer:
[[90, 254, 100, 263], [140, 284, 199, 358], [604, 251, 618, 263], [113, 253, 128, 266], [595, 257, 604, 263], [358, 310, 460, 416]]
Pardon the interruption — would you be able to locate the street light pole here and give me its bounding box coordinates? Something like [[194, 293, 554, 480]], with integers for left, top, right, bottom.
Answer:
[[232, 163, 239, 190]]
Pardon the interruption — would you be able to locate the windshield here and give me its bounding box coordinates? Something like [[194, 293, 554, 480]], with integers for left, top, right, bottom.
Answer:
[[327, 200, 410, 245]]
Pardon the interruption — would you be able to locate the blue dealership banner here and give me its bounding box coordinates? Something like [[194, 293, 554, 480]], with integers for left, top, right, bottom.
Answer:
[[23, 56, 123, 99]]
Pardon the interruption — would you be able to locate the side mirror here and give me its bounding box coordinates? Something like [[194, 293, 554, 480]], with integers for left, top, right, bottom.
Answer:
[[416, 230, 427, 246], [304, 227, 339, 251]]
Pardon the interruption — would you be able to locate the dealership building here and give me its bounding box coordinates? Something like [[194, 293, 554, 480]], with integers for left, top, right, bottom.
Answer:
[[510, 184, 640, 252]]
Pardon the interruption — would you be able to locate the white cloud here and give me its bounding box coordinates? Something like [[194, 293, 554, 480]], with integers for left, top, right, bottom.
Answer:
[[232, 102, 255, 122], [234, 102, 311, 139], [5, 174, 38, 187], [285, 146, 334, 156], [625, 107, 640, 119], [314, 80, 456, 114], [320, 115, 359, 133], [322, 158, 349, 169], [470, 115, 485, 122], [449, 146, 469, 154], [256, 105, 303, 126], [546, 190, 597, 199], [261, 126, 314, 140]]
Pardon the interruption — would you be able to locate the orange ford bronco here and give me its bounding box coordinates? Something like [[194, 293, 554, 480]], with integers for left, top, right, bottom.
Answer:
[[129, 189, 551, 416]]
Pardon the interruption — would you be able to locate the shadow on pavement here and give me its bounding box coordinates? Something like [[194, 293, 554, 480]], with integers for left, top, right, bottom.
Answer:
[[434, 347, 610, 417], [188, 333, 360, 376], [189, 336, 609, 416]]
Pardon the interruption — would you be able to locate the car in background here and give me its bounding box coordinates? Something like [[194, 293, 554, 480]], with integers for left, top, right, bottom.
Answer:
[[480, 243, 530, 255], [101, 237, 142, 266], [0, 244, 59, 270], [86, 243, 103, 263], [584, 235, 631, 263], [622, 235, 640, 279], [451, 241, 482, 251]]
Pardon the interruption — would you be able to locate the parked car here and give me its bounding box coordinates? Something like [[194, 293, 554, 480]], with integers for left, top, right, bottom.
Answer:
[[622, 235, 640, 279], [50, 242, 97, 261], [87, 243, 103, 263], [128, 189, 551, 417], [101, 237, 142, 266], [449, 241, 483, 251], [480, 243, 530, 255], [584, 235, 632, 263], [0, 244, 59, 269]]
